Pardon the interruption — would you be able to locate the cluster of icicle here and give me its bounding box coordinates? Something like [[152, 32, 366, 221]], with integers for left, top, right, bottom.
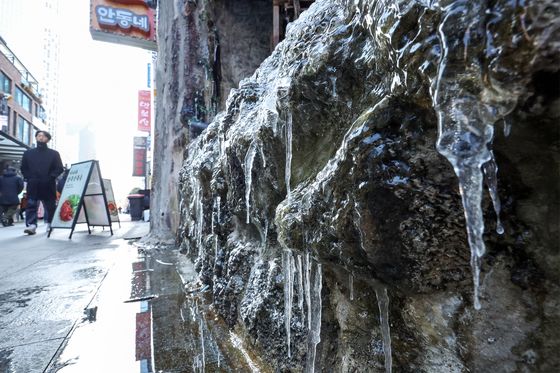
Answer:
[[429, 0, 509, 310], [178, 0, 538, 371]]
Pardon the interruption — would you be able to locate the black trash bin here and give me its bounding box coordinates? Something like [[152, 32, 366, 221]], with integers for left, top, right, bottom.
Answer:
[[127, 194, 144, 221]]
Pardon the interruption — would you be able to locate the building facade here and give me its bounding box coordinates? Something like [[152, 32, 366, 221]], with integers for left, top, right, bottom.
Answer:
[[0, 0, 61, 149], [0, 36, 47, 168]]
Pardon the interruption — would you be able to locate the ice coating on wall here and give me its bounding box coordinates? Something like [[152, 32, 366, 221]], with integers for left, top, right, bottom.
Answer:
[[175, 0, 559, 370]]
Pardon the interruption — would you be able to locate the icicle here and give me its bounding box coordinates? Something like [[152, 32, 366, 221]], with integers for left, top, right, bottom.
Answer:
[[433, 8, 495, 310], [375, 286, 392, 373], [211, 200, 215, 236], [306, 262, 322, 373], [263, 219, 269, 251], [455, 164, 487, 310], [283, 249, 295, 358], [259, 144, 267, 168], [482, 152, 504, 234], [297, 255, 304, 311], [355, 203, 366, 253], [349, 273, 354, 301], [216, 196, 221, 224], [304, 252, 312, 330], [213, 197, 220, 264], [197, 184, 204, 258], [245, 141, 258, 224], [191, 175, 204, 257], [285, 111, 293, 200], [200, 319, 206, 373], [502, 118, 511, 137]]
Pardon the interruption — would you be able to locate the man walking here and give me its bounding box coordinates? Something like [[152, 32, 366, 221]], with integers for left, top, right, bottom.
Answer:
[[20, 130, 64, 235], [0, 166, 24, 226]]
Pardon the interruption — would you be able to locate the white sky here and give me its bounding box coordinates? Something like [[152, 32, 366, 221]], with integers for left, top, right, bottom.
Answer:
[[57, 0, 153, 205], [1, 0, 154, 206]]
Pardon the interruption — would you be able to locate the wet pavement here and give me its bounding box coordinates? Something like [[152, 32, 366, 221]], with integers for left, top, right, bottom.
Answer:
[[0, 218, 149, 373], [1, 218, 268, 373], [46, 241, 196, 373]]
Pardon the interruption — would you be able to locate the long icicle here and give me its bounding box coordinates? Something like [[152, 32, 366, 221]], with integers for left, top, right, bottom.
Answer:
[[285, 111, 293, 200], [375, 286, 392, 373], [283, 249, 295, 358], [307, 262, 322, 373]]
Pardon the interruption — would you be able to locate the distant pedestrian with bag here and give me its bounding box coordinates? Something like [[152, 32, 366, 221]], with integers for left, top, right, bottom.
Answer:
[[20, 131, 64, 235], [0, 166, 24, 226]]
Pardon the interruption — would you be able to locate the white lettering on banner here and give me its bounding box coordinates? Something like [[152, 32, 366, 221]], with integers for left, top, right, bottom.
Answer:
[[132, 15, 149, 32], [97, 6, 117, 26], [96, 6, 150, 33]]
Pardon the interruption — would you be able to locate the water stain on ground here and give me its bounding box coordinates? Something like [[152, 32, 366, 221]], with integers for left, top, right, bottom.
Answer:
[[0, 286, 48, 315], [0, 348, 13, 372]]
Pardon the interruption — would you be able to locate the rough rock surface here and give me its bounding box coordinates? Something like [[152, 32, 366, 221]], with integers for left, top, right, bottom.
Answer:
[[172, 0, 559, 371]]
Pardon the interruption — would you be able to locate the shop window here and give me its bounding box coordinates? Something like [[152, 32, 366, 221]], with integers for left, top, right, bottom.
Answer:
[[0, 71, 11, 94], [15, 87, 32, 113]]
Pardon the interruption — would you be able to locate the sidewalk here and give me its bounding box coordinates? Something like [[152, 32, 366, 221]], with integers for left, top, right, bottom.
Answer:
[[0, 217, 151, 373], [43, 228, 202, 372], [1, 217, 266, 372]]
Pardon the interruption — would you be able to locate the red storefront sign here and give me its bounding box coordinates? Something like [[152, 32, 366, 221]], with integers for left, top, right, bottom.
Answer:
[[137, 90, 151, 132], [133, 137, 147, 177], [90, 0, 157, 51]]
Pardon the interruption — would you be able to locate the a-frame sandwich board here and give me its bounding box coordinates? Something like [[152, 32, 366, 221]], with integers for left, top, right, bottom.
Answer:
[[49, 160, 113, 239]]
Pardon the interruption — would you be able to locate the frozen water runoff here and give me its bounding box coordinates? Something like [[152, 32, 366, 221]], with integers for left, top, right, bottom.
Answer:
[[176, 0, 556, 370]]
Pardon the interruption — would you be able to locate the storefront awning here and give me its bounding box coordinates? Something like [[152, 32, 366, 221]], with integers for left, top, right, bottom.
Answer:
[[0, 130, 30, 162]]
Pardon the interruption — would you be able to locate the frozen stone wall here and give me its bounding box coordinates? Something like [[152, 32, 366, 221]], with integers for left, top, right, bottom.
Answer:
[[175, 0, 559, 371], [151, 0, 271, 239]]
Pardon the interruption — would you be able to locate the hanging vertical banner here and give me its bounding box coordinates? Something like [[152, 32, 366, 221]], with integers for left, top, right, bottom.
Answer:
[[50, 160, 113, 239], [133, 136, 147, 177], [138, 90, 151, 132]]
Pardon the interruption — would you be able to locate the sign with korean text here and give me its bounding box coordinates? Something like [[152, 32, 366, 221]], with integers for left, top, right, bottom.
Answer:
[[90, 0, 157, 51], [137, 90, 151, 132], [133, 136, 147, 177], [50, 160, 114, 239]]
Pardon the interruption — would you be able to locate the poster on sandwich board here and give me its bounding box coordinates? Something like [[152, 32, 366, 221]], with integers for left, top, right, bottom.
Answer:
[[103, 179, 120, 225], [50, 160, 113, 239]]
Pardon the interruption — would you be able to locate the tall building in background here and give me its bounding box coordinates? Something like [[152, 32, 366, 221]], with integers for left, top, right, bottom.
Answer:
[[0, 0, 61, 148]]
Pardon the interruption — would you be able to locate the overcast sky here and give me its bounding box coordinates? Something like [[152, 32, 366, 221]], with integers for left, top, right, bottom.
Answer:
[[58, 0, 153, 204], [0, 0, 154, 204]]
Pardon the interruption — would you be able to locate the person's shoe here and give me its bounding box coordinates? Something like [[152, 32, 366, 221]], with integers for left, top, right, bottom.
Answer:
[[24, 225, 37, 235], [46, 223, 51, 232]]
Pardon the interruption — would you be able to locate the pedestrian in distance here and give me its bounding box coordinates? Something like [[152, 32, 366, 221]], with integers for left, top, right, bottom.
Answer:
[[0, 166, 24, 226], [20, 130, 64, 235]]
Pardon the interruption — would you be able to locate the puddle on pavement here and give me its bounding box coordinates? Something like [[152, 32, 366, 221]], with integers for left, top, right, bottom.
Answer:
[[47, 243, 269, 373]]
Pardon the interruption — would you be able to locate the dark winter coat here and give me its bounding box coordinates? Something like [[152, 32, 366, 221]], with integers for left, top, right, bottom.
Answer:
[[0, 168, 24, 205], [21, 142, 64, 201]]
